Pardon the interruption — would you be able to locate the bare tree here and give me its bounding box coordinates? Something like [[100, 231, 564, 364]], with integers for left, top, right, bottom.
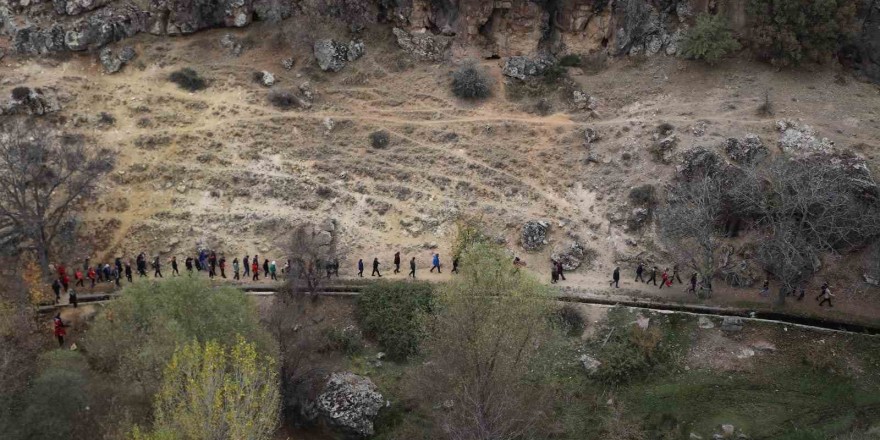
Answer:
[[0, 120, 114, 273], [657, 177, 724, 297]]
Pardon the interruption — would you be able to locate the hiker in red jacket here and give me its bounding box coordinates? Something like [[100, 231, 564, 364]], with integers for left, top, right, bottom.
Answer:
[[87, 267, 97, 288], [252, 260, 260, 281], [53, 313, 66, 347], [60, 273, 70, 292], [74, 269, 84, 287], [659, 268, 672, 289]]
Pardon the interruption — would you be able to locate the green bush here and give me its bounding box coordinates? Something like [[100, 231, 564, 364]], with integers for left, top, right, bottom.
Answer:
[[747, 0, 857, 65], [325, 326, 364, 356], [680, 14, 741, 65], [19, 351, 95, 439], [554, 304, 586, 337], [558, 54, 583, 67], [451, 62, 493, 100], [356, 280, 434, 360], [168, 68, 207, 91], [84, 277, 274, 396]]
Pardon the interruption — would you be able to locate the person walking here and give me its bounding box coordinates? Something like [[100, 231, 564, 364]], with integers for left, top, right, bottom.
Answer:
[[659, 268, 670, 289], [263, 259, 270, 278], [74, 269, 84, 287], [115, 258, 123, 277], [646, 266, 658, 286], [208, 252, 216, 279], [372, 257, 382, 277], [112, 265, 121, 287], [243, 255, 250, 278], [60, 272, 70, 293], [672, 264, 683, 283], [232, 258, 240, 280], [551, 264, 559, 284], [816, 282, 833, 307], [219, 256, 227, 279], [409, 257, 416, 278], [137, 253, 147, 277], [53, 314, 66, 347], [555, 260, 566, 281], [452, 257, 459, 274], [68, 288, 77, 309], [52, 279, 62, 304], [124, 262, 133, 283], [796, 285, 806, 301], [332, 258, 340, 277], [103, 264, 112, 283], [270, 261, 278, 280], [56, 264, 67, 286], [610, 267, 620, 288], [357, 259, 364, 277], [153, 256, 163, 278], [393, 252, 401, 274], [185, 256, 193, 275], [252, 259, 260, 281], [688, 273, 698, 294], [171, 256, 180, 276], [431, 253, 441, 273], [760, 279, 770, 297], [635, 263, 644, 282]]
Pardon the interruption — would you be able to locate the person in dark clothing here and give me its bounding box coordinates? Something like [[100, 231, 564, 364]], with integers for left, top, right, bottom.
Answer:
[[96, 264, 104, 283], [688, 273, 697, 294], [610, 267, 620, 288], [326, 260, 334, 279], [195, 257, 203, 272], [199, 250, 209, 273], [333, 258, 340, 277], [153, 256, 163, 278], [243, 256, 250, 277], [232, 258, 240, 280], [372, 258, 382, 277], [645, 266, 658, 286], [112, 266, 121, 287], [452, 257, 459, 274], [219, 256, 227, 279], [817, 285, 834, 307], [672, 264, 682, 283], [83, 258, 90, 274], [796, 285, 806, 301], [103, 264, 112, 283], [555, 260, 565, 281], [409, 257, 416, 278], [68, 288, 77, 308], [185, 257, 193, 274], [263, 259, 270, 278], [760, 279, 770, 297], [208, 252, 217, 279], [171, 256, 180, 276], [635, 263, 645, 282], [393, 252, 401, 274], [53, 314, 66, 347], [137, 253, 147, 277], [125, 262, 133, 283], [431, 254, 441, 273], [52, 279, 62, 304], [115, 258, 123, 276], [551, 265, 559, 284], [357, 259, 364, 277]]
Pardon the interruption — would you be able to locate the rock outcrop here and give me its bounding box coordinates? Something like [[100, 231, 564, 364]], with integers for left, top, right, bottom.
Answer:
[[392, 27, 451, 61], [289, 371, 384, 438], [313, 39, 365, 72], [1, 87, 62, 116], [99, 46, 136, 73], [521, 220, 549, 251]]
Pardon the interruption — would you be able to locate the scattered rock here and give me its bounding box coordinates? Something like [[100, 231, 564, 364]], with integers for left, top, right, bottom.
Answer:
[[220, 33, 243, 56], [502, 56, 555, 80], [521, 221, 549, 251], [2, 86, 61, 116], [776, 119, 834, 154], [721, 424, 735, 437], [579, 353, 601, 374], [550, 242, 592, 270], [99, 46, 136, 73], [391, 27, 451, 61], [572, 90, 597, 111], [299, 82, 315, 103], [314, 39, 364, 72], [720, 317, 744, 333], [698, 316, 715, 329], [626, 207, 650, 231], [281, 57, 295, 70], [584, 127, 600, 145], [651, 134, 678, 163], [724, 134, 768, 164], [677, 147, 722, 181], [323, 117, 335, 134], [254, 70, 276, 87]]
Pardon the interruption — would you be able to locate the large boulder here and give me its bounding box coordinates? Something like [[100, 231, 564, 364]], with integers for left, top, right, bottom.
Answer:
[[392, 27, 451, 61], [293, 371, 384, 438], [521, 221, 549, 251], [724, 134, 768, 165], [551, 242, 592, 271], [314, 39, 365, 72], [502, 56, 555, 80], [148, 0, 254, 35], [775, 119, 833, 154], [53, 0, 113, 15], [99, 46, 136, 74], [677, 147, 723, 181]]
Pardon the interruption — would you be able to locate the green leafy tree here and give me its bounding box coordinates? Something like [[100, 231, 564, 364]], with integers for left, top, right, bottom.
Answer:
[[747, 0, 858, 65], [133, 338, 280, 440], [84, 278, 275, 409], [681, 14, 741, 65], [19, 351, 96, 440], [356, 280, 434, 360]]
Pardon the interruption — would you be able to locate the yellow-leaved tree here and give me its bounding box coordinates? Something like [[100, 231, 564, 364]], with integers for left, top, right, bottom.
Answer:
[[131, 337, 280, 440]]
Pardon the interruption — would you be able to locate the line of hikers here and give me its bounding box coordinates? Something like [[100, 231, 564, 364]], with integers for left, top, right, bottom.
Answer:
[[356, 252, 454, 278]]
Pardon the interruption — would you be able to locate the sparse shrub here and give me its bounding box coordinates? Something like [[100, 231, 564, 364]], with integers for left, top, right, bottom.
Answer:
[[594, 325, 665, 384], [541, 63, 567, 84], [656, 122, 675, 135], [369, 130, 390, 149], [680, 14, 741, 65], [747, 0, 858, 65], [11, 86, 30, 101], [324, 326, 364, 356], [19, 351, 95, 439], [267, 88, 297, 109], [533, 98, 553, 116], [554, 304, 586, 336], [558, 54, 583, 67], [168, 68, 207, 91], [451, 218, 488, 260], [356, 280, 434, 360], [757, 90, 774, 116], [451, 62, 492, 100], [628, 184, 657, 209], [97, 112, 115, 125]]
